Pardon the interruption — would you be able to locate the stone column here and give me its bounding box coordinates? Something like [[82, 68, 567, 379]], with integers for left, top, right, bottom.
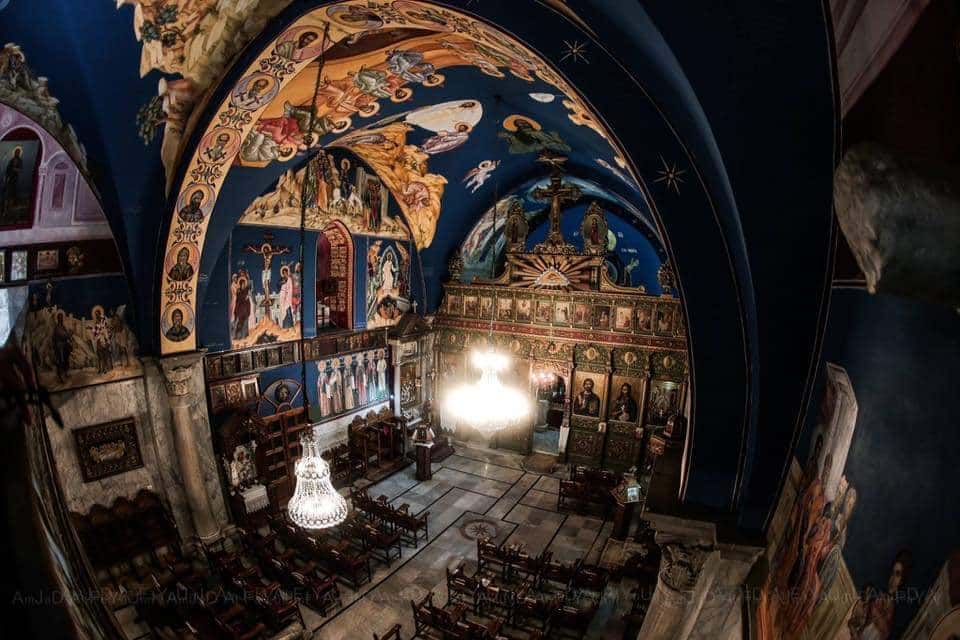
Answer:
[[639, 541, 717, 640], [637, 515, 718, 640], [160, 351, 222, 544], [638, 513, 763, 640]]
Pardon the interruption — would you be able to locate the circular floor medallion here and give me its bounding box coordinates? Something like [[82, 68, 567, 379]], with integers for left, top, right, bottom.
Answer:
[[459, 518, 500, 541]]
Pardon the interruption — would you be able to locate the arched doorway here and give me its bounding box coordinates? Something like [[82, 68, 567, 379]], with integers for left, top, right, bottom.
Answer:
[[316, 220, 353, 331]]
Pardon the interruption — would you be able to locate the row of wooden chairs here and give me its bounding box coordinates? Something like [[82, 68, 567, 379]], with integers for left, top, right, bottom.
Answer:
[[411, 591, 521, 640], [132, 544, 295, 639], [213, 555, 304, 632], [557, 466, 624, 517], [339, 512, 404, 566], [270, 515, 374, 589], [349, 409, 406, 470], [71, 490, 179, 571], [351, 487, 430, 547], [322, 442, 368, 488], [476, 538, 610, 595], [235, 527, 342, 616]]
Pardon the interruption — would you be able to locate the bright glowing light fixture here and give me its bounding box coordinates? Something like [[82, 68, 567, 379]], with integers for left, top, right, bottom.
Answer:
[[446, 347, 530, 433], [288, 430, 348, 529]]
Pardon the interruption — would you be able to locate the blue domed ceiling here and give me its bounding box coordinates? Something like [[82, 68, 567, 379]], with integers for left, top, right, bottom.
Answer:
[[0, 0, 838, 530]]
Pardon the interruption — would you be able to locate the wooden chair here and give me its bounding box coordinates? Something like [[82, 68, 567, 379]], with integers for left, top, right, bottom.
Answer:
[[361, 522, 402, 566], [572, 563, 610, 595], [350, 415, 381, 469], [373, 623, 404, 640], [477, 581, 526, 622], [449, 616, 504, 640], [446, 563, 481, 610], [538, 558, 581, 591], [507, 549, 551, 583], [552, 602, 598, 639], [291, 570, 341, 616], [514, 593, 562, 632], [477, 537, 515, 581]]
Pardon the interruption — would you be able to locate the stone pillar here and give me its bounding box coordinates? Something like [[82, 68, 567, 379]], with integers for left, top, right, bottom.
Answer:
[[638, 513, 763, 640], [639, 541, 717, 640], [160, 351, 222, 544]]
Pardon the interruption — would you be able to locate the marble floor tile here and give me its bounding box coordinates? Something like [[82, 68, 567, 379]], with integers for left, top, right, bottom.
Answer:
[[431, 466, 514, 498], [503, 503, 567, 556], [518, 488, 559, 512], [533, 474, 560, 494], [449, 441, 526, 470], [365, 465, 420, 500], [585, 520, 616, 565], [441, 454, 526, 483], [485, 472, 539, 520], [548, 513, 606, 563], [391, 477, 455, 514], [428, 488, 498, 533]]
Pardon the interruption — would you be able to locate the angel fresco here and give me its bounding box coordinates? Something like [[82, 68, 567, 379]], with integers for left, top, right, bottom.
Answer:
[[254, 101, 337, 156], [421, 123, 471, 155], [463, 160, 499, 193]]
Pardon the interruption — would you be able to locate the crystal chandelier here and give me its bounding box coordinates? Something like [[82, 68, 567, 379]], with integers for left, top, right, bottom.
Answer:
[[288, 430, 348, 529], [445, 347, 530, 433]]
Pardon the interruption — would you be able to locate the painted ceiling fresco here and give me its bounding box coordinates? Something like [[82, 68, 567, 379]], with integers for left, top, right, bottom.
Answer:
[[160, 0, 643, 355], [118, 0, 295, 176], [239, 147, 409, 241], [116, 0, 594, 180]]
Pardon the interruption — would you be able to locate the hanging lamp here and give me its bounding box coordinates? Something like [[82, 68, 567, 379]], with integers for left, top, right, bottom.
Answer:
[[288, 430, 348, 529], [445, 345, 530, 434]]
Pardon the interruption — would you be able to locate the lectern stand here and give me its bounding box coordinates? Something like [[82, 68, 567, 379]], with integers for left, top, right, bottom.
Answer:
[[414, 441, 434, 481]]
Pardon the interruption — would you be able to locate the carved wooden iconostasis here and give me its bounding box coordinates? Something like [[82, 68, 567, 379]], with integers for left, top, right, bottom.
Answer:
[[434, 162, 688, 471]]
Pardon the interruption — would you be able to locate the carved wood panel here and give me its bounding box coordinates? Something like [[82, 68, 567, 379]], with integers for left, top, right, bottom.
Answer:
[[603, 424, 641, 472]]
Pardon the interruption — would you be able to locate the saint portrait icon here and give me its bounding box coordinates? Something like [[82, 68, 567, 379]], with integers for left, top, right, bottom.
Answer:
[[573, 377, 601, 417]]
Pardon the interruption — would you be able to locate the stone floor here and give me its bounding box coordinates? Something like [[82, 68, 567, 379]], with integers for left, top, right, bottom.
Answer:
[[116, 441, 637, 639]]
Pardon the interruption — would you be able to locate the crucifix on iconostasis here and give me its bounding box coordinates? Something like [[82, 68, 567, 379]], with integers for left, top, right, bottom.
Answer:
[[532, 154, 582, 252]]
